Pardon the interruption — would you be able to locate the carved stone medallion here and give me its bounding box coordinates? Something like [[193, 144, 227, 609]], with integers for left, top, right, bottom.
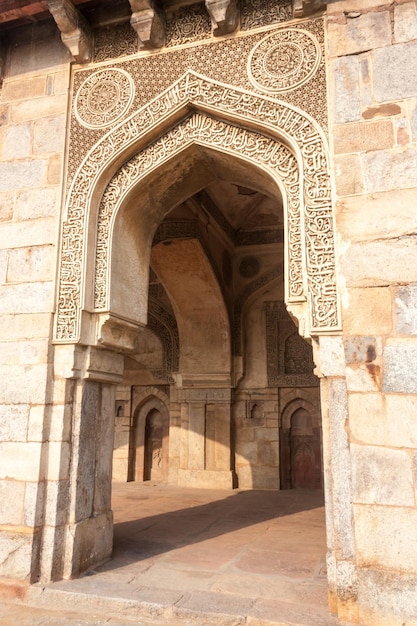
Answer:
[[74, 68, 135, 129], [248, 29, 321, 94]]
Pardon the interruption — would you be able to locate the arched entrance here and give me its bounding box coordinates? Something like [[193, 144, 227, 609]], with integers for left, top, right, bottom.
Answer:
[[47, 73, 344, 599]]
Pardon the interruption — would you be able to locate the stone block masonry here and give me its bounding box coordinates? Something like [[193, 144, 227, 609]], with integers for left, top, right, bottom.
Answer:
[[327, 1, 417, 623], [0, 31, 70, 581]]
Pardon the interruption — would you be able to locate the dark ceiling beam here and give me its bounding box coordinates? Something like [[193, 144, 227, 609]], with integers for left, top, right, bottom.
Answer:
[[48, 0, 93, 62]]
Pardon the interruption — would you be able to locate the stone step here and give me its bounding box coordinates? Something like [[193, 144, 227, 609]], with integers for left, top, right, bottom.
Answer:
[[24, 583, 345, 626]]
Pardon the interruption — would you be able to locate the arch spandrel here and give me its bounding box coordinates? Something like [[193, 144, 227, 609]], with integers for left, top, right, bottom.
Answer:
[[54, 71, 340, 344]]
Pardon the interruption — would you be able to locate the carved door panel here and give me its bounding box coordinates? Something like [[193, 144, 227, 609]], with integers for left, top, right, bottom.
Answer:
[[291, 439, 315, 489]]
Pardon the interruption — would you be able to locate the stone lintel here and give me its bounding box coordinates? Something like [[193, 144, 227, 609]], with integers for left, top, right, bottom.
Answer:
[[128, 0, 165, 49], [176, 372, 232, 391], [293, 0, 326, 18], [84, 346, 124, 384], [48, 0, 92, 63], [205, 0, 239, 36], [178, 387, 232, 403]]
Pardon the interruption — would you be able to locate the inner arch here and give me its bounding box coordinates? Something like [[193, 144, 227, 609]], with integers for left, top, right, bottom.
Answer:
[[98, 116, 300, 332]]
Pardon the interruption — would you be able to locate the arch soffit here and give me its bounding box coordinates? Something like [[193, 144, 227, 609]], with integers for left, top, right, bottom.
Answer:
[[55, 71, 340, 344]]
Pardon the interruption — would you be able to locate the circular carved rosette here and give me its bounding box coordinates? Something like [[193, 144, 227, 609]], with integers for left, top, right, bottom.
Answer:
[[248, 29, 321, 94], [74, 68, 135, 129]]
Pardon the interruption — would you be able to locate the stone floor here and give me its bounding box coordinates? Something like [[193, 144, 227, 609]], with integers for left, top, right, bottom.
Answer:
[[2, 482, 345, 625]]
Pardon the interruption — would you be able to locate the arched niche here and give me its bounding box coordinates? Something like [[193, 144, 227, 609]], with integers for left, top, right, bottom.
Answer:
[[129, 393, 170, 482]]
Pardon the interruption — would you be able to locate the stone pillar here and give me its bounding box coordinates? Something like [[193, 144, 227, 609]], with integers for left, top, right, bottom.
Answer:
[[314, 336, 358, 623], [177, 386, 233, 489], [39, 345, 123, 581]]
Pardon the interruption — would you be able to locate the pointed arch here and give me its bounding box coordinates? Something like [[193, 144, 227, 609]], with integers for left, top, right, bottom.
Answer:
[[54, 71, 339, 343]]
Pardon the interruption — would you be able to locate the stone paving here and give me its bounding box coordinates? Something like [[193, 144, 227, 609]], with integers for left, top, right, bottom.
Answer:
[[2, 483, 345, 625]]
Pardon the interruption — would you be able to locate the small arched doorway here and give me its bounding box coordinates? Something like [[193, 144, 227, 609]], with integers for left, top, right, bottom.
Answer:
[[129, 395, 169, 483], [291, 407, 316, 489], [280, 399, 322, 490]]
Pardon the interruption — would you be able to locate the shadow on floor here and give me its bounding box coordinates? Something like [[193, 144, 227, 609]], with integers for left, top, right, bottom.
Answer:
[[103, 484, 324, 570]]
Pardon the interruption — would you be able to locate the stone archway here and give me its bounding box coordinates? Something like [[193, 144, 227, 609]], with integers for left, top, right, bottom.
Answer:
[[54, 71, 340, 348], [46, 73, 351, 607]]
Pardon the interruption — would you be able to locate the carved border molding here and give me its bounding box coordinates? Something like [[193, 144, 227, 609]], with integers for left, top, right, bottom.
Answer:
[[55, 71, 339, 343], [148, 297, 180, 374]]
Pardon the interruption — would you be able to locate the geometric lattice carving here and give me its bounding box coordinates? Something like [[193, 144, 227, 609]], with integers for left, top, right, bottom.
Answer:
[[55, 71, 339, 342], [241, 0, 292, 30], [68, 20, 327, 185], [148, 298, 180, 375], [152, 220, 198, 246], [264, 301, 319, 387], [166, 4, 211, 47], [94, 22, 138, 63], [285, 333, 315, 374], [248, 29, 321, 94]]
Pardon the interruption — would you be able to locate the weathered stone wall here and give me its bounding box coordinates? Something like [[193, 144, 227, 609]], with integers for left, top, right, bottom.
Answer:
[[327, 1, 417, 623], [0, 24, 70, 580]]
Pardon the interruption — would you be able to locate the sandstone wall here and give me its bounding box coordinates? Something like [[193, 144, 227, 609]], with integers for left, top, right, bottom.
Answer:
[[327, 1, 417, 623], [0, 24, 70, 580]]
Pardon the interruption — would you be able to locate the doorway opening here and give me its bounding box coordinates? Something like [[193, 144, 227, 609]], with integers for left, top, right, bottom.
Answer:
[[111, 166, 323, 493]]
